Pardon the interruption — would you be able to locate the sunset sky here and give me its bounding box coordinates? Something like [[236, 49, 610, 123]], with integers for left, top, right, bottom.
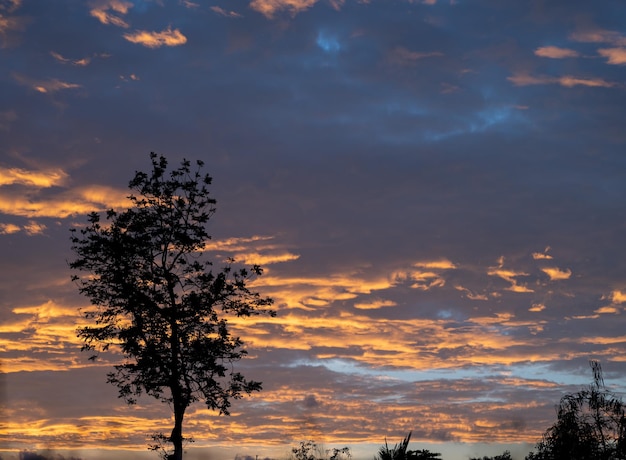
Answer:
[[2, 0, 626, 459]]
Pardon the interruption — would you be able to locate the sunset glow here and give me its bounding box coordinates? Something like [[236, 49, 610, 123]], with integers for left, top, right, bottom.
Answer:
[[2, 1, 626, 460]]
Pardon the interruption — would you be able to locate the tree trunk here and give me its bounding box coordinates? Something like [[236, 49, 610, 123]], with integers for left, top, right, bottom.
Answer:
[[170, 406, 184, 460]]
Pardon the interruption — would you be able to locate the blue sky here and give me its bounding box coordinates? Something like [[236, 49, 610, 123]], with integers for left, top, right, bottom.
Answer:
[[2, 1, 626, 459]]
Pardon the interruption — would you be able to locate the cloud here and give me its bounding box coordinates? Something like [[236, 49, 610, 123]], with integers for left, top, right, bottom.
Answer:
[[50, 51, 91, 66], [0, 166, 68, 187], [388, 47, 443, 66], [508, 73, 615, 88], [532, 249, 553, 260], [0, 222, 20, 234], [0, 221, 46, 235], [534, 46, 579, 59], [0, 0, 22, 13], [123, 27, 187, 48], [0, 185, 130, 218], [598, 48, 626, 65], [569, 29, 626, 46], [353, 298, 397, 310], [12, 73, 81, 93], [89, 0, 132, 28], [211, 6, 243, 18], [232, 251, 301, 265], [541, 267, 571, 281], [249, 0, 318, 18], [612, 291, 626, 303], [529, 303, 545, 312], [487, 259, 533, 293], [0, 6, 27, 48]]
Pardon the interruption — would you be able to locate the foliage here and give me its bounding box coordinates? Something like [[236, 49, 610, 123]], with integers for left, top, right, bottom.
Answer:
[[470, 451, 512, 460], [525, 361, 626, 460], [69, 153, 275, 460], [289, 441, 351, 460], [377, 432, 441, 460]]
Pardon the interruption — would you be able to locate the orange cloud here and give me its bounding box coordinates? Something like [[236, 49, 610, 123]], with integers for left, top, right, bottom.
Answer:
[[598, 48, 626, 65], [612, 290, 626, 303], [232, 251, 300, 265], [487, 267, 533, 293], [455, 286, 489, 301], [541, 267, 571, 281], [532, 249, 552, 260], [508, 73, 615, 88], [123, 27, 187, 48], [559, 75, 615, 87], [249, 0, 318, 18], [0, 222, 20, 234], [353, 298, 397, 310], [529, 303, 545, 312], [0, 166, 68, 187], [414, 259, 456, 270], [595, 306, 619, 314], [534, 46, 579, 59], [0, 185, 130, 218], [50, 51, 91, 66], [89, 0, 132, 28]]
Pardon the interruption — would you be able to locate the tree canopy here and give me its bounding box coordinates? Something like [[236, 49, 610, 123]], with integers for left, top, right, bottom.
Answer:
[[69, 153, 275, 460], [526, 361, 626, 460]]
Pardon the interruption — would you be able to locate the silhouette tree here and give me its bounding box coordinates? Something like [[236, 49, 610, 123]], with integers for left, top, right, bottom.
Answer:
[[470, 451, 512, 460], [289, 441, 351, 460], [525, 361, 626, 460], [69, 153, 275, 460], [377, 432, 441, 460]]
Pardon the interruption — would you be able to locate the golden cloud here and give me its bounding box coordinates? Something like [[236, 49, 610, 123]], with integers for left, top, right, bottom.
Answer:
[[123, 27, 187, 48], [89, 0, 132, 28], [414, 259, 456, 270], [598, 47, 626, 65], [353, 298, 397, 310], [529, 303, 545, 312], [205, 235, 276, 252], [612, 290, 626, 303], [595, 306, 619, 314], [232, 251, 300, 265], [541, 267, 572, 281], [487, 267, 533, 293], [0, 185, 130, 218], [0, 166, 68, 187], [534, 46, 579, 59], [0, 222, 19, 234], [249, 0, 318, 18]]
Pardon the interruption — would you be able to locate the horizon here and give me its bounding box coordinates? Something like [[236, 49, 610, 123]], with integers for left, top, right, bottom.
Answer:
[[2, 1, 626, 460]]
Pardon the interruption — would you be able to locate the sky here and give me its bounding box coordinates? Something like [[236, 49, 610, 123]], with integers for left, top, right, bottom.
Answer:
[[1, 0, 626, 459]]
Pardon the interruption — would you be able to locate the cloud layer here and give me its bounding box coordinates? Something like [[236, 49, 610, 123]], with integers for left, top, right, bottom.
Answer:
[[2, 1, 626, 460]]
